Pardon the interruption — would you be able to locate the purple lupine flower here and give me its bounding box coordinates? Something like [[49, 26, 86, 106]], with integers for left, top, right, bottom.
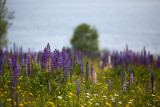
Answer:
[[64, 63, 69, 80], [28, 59, 31, 76], [34, 53, 37, 62], [77, 79, 81, 99], [0, 49, 4, 75], [122, 71, 126, 94], [80, 63, 84, 78], [85, 62, 89, 81], [129, 67, 133, 86], [62, 47, 66, 66], [24, 53, 28, 65], [41, 47, 48, 69], [157, 57, 160, 68], [146, 80, 149, 94], [151, 70, 155, 93], [8, 58, 12, 71], [47, 43, 50, 57], [108, 80, 111, 92], [10, 57, 19, 103]]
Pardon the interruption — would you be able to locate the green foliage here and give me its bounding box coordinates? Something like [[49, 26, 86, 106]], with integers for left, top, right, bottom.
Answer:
[[71, 23, 99, 53], [0, 57, 160, 106], [0, 0, 14, 48]]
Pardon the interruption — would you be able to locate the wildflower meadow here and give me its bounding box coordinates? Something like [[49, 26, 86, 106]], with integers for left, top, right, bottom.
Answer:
[[0, 43, 160, 107]]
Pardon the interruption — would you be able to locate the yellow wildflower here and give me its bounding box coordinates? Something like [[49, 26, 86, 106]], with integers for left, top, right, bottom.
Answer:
[[40, 84, 43, 87], [29, 93, 33, 96], [19, 76, 23, 80], [17, 86, 20, 89], [87, 100, 91, 104], [47, 102, 55, 107], [19, 104, 24, 107], [68, 83, 71, 85], [126, 104, 130, 107], [110, 95, 113, 98], [7, 99, 11, 101], [102, 77, 106, 79], [4, 92, 7, 94], [105, 102, 111, 107], [129, 99, 134, 102], [104, 87, 108, 89]]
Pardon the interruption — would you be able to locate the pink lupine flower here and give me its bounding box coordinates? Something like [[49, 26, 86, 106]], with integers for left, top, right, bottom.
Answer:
[[93, 70, 97, 84]]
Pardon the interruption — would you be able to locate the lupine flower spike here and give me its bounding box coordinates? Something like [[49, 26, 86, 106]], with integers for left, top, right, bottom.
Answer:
[[151, 70, 155, 93], [93, 70, 97, 84]]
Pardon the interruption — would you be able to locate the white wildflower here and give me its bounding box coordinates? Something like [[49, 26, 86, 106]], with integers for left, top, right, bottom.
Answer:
[[111, 97, 115, 102], [95, 103, 99, 105], [151, 94, 155, 97], [94, 94, 98, 96], [86, 96, 90, 98], [86, 93, 90, 96], [58, 96, 62, 99], [114, 94, 118, 96], [128, 102, 132, 104], [103, 96, 107, 98], [118, 101, 122, 104]]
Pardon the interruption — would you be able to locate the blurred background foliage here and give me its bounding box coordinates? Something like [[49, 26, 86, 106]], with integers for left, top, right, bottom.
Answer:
[[0, 0, 14, 48], [71, 23, 99, 53]]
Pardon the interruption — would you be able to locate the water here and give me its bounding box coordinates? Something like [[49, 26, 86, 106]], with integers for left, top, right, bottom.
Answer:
[[6, 0, 160, 54]]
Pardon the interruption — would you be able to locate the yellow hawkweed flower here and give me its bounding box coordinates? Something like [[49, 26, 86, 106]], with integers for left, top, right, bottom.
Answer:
[[68, 83, 71, 85], [129, 99, 134, 102], [87, 101, 91, 104], [29, 93, 33, 96], [102, 77, 106, 79], [110, 95, 113, 98], [19, 104, 24, 107], [126, 104, 130, 107], [68, 92, 74, 98], [19, 76, 23, 80], [17, 86, 20, 89], [27, 101, 31, 104], [47, 102, 55, 107], [4, 92, 7, 94], [105, 102, 111, 107], [104, 87, 108, 89], [40, 84, 43, 87]]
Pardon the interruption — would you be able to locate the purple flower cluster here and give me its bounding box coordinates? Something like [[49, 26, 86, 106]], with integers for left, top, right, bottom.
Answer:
[[129, 67, 134, 86], [122, 70, 126, 94], [151, 70, 155, 93]]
